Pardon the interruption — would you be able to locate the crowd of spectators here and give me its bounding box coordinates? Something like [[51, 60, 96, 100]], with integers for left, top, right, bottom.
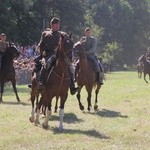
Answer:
[[14, 44, 39, 85]]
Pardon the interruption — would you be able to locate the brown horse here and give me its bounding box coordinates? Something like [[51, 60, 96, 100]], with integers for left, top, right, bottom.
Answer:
[[74, 41, 101, 112], [0, 43, 20, 102], [29, 32, 74, 130], [138, 55, 150, 83]]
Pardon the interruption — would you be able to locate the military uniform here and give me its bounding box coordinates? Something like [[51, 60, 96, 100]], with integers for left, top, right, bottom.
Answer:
[[33, 29, 60, 84], [34, 29, 79, 94]]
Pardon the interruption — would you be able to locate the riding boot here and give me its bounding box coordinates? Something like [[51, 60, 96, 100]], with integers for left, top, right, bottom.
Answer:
[[68, 66, 80, 95], [38, 67, 46, 91], [38, 59, 54, 91], [96, 72, 103, 85]]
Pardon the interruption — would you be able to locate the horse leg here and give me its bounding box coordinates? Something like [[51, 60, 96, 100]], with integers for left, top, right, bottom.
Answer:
[[54, 97, 59, 113], [35, 94, 39, 112], [29, 93, 36, 123], [94, 85, 101, 111], [87, 91, 92, 112], [144, 73, 148, 83], [76, 87, 84, 111], [0, 82, 4, 102], [11, 79, 20, 102], [59, 94, 67, 131], [35, 96, 43, 125], [42, 98, 52, 129], [140, 72, 142, 79]]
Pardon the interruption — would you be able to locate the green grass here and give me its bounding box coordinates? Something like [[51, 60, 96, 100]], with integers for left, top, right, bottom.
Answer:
[[0, 71, 149, 150]]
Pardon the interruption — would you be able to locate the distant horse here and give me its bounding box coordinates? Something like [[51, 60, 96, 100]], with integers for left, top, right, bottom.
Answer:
[[136, 62, 144, 79], [29, 32, 74, 130], [138, 55, 150, 83], [0, 43, 20, 102], [74, 41, 102, 112]]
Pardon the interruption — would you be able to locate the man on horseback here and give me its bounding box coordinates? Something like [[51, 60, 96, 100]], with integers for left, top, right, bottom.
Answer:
[[80, 27, 103, 85], [33, 17, 79, 94], [146, 47, 150, 61], [0, 33, 9, 69]]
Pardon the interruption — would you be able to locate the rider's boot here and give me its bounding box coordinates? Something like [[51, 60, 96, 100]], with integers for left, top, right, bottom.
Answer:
[[68, 66, 80, 95], [96, 72, 103, 85], [38, 67, 47, 91]]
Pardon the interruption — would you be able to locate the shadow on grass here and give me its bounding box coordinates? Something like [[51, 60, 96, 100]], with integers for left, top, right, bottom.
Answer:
[[52, 128, 110, 140], [0, 101, 30, 106], [49, 113, 84, 124], [91, 109, 128, 118]]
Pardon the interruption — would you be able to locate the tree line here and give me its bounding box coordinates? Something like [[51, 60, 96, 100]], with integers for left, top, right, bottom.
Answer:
[[0, 0, 150, 66]]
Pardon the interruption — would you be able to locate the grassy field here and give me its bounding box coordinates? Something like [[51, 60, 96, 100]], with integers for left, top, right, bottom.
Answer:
[[0, 71, 149, 150]]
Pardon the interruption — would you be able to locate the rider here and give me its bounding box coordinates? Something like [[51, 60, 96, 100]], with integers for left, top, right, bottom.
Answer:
[[80, 27, 103, 85], [0, 33, 9, 68], [34, 17, 79, 94], [146, 47, 150, 60]]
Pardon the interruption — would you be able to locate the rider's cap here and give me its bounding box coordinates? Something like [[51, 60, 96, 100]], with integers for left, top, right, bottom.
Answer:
[[50, 17, 60, 25], [0, 33, 6, 36]]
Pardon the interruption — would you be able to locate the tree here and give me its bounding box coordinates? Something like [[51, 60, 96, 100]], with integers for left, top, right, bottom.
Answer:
[[88, 0, 150, 65]]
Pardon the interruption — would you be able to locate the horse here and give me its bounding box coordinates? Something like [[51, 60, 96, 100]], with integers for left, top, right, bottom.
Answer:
[[29, 32, 74, 130], [29, 64, 59, 122], [0, 43, 20, 102], [74, 41, 102, 112], [136, 62, 144, 79], [138, 55, 150, 83]]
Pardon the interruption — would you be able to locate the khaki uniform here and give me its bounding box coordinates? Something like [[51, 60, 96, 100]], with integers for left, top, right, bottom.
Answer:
[[0, 40, 7, 52]]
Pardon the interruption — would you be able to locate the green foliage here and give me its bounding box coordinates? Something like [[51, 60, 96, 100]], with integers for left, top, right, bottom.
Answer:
[[0, 0, 150, 65], [88, 0, 150, 64], [102, 42, 123, 65]]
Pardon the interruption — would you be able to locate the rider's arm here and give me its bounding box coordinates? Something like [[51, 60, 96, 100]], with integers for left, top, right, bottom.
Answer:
[[38, 32, 46, 54]]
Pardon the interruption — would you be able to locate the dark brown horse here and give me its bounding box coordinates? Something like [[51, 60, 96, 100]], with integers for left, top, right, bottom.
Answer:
[[74, 41, 101, 112], [138, 55, 150, 83], [0, 43, 20, 102], [29, 32, 74, 130]]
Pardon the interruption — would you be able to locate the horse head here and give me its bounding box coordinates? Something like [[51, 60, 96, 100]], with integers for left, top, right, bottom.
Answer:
[[74, 40, 86, 58], [58, 32, 74, 63], [6, 43, 20, 59]]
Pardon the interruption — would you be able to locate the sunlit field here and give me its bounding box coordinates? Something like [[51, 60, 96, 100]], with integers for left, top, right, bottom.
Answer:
[[0, 71, 149, 150]]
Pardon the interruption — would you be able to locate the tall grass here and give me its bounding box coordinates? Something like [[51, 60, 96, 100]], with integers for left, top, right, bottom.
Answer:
[[0, 71, 149, 150]]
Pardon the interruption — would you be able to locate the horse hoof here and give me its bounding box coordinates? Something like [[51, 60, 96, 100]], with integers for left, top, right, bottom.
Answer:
[[0, 98, 3, 103], [80, 105, 84, 111], [29, 116, 35, 123], [42, 122, 49, 129], [35, 119, 40, 125], [94, 105, 98, 111], [17, 98, 21, 102], [59, 125, 63, 131]]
